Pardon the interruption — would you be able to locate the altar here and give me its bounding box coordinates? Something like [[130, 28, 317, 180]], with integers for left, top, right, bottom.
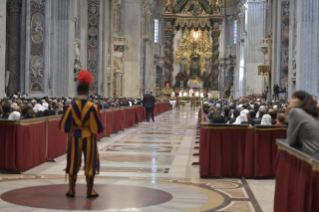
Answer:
[[161, 0, 224, 96]]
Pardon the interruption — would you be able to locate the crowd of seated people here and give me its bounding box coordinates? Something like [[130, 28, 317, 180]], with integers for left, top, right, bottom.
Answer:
[[201, 90, 319, 157], [0, 93, 143, 121], [202, 98, 289, 126]]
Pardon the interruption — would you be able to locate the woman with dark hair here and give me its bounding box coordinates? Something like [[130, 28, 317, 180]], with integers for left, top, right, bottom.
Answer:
[[286, 91, 319, 157]]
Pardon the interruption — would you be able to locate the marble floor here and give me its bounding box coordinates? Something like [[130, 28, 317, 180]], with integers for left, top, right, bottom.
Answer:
[[0, 106, 275, 212]]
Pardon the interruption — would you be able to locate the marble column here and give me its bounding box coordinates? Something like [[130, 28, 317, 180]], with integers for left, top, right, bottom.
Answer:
[[164, 20, 174, 82], [246, 0, 265, 96], [211, 22, 221, 91], [7, 0, 22, 95], [294, 0, 316, 95], [0, 1, 6, 97], [123, 0, 142, 97]]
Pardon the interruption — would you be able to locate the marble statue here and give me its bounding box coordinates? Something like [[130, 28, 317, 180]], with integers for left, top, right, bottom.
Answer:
[[32, 16, 43, 38], [30, 58, 43, 78], [75, 40, 80, 61], [74, 40, 82, 78], [291, 50, 297, 81], [31, 0, 44, 8]]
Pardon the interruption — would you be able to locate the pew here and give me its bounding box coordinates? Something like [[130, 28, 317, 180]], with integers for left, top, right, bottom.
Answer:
[[274, 140, 319, 212], [254, 125, 287, 177], [199, 122, 287, 178]]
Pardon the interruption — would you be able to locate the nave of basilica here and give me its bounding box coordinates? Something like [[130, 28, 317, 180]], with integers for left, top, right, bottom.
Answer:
[[0, 0, 319, 212]]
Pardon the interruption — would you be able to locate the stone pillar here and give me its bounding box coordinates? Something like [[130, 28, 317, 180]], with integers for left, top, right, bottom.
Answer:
[[122, 0, 142, 97], [294, 0, 317, 95], [211, 22, 221, 90], [87, 0, 100, 94], [164, 20, 174, 82], [0, 1, 6, 97], [246, 0, 265, 96], [7, 0, 22, 95]]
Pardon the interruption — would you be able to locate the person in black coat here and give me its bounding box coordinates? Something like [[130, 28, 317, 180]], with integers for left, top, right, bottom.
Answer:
[[143, 92, 156, 122]]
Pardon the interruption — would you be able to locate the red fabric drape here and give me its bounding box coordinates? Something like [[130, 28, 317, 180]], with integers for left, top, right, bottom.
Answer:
[[105, 110, 114, 136], [125, 108, 134, 128], [96, 111, 105, 140], [132, 107, 136, 125], [0, 123, 18, 169], [141, 107, 146, 121], [135, 106, 142, 123], [113, 110, 122, 133], [120, 108, 126, 130], [199, 127, 254, 177], [16, 122, 46, 171], [154, 104, 159, 116], [254, 129, 287, 177], [274, 150, 319, 212], [48, 119, 67, 159]]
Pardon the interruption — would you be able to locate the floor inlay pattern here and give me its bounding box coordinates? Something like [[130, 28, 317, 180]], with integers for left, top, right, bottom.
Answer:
[[113, 140, 181, 145], [121, 135, 184, 141], [102, 144, 179, 153], [0, 175, 262, 212], [99, 154, 175, 164]]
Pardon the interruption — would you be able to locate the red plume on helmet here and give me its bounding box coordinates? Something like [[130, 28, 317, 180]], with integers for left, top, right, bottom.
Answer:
[[78, 70, 93, 86]]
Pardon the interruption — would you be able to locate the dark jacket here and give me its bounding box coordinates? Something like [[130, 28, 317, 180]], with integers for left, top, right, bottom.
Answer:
[[210, 115, 226, 124], [0, 114, 9, 120], [252, 118, 262, 125], [143, 94, 156, 108]]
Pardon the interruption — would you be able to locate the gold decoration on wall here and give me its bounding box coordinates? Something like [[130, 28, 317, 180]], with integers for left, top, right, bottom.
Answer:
[[174, 27, 213, 76], [182, 1, 207, 15]]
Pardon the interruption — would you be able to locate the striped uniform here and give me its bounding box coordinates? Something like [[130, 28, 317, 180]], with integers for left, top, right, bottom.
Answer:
[[60, 100, 104, 176], [59, 99, 104, 197]]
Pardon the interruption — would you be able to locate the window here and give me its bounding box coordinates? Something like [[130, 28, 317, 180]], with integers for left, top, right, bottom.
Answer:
[[233, 20, 237, 44], [154, 19, 159, 43]]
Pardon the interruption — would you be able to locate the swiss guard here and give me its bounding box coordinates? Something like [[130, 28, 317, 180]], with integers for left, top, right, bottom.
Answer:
[[59, 70, 105, 198]]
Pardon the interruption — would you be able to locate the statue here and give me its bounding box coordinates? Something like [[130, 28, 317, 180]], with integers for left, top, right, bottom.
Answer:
[[174, 56, 189, 88], [166, 0, 174, 13], [30, 58, 43, 78], [75, 40, 81, 61], [162, 81, 173, 98], [291, 50, 297, 82], [74, 40, 82, 78], [32, 16, 44, 38]]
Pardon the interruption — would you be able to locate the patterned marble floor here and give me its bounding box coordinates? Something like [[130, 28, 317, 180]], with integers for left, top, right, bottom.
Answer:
[[0, 106, 275, 212]]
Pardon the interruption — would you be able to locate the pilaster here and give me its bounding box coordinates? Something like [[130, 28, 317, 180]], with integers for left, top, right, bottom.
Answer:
[[7, 0, 22, 94], [211, 22, 221, 91], [0, 1, 6, 97]]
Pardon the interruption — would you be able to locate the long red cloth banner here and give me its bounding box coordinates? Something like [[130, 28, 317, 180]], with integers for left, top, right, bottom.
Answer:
[[274, 150, 319, 212], [200, 127, 287, 178], [0, 103, 170, 172]]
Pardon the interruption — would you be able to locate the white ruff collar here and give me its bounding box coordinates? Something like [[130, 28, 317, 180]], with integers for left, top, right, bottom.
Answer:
[[78, 95, 88, 100]]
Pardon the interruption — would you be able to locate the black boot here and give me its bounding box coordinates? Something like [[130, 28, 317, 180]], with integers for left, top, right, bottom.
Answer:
[[66, 175, 77, 197], [86, 176, 99, 198]]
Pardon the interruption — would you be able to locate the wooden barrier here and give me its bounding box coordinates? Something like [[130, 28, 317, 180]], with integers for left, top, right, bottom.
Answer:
[[274, 140, 319, 212], [200, 123, 287, 178]]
